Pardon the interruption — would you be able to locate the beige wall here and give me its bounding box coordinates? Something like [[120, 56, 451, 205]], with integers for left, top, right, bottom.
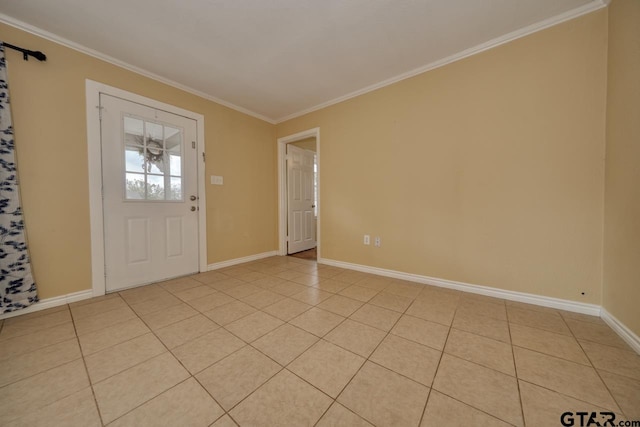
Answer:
[[278, 11, 608, 303], [603, 0, 640, 336], [1, 23, 277, 299]]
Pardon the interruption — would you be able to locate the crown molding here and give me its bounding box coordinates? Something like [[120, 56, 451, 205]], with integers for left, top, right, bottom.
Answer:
[[0, 13, 276, 124], [274, 0, 608, 123]]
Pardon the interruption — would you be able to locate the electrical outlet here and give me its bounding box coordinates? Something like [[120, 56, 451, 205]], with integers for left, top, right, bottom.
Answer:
[[364, 235, 370, 245], [374, 236, 381, 247]]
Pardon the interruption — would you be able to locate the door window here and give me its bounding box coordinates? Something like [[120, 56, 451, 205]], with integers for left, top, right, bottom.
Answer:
[[123, 115, 184, 201]]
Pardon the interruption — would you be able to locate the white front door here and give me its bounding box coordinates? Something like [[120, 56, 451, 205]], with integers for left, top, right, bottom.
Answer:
[[100, 94, 200, 292], [287, 145, 316, 254]]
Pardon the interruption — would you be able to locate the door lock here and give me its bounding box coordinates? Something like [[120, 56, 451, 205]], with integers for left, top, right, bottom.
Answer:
[[190, 206, 196, 211], [190, 195, 197, 201]]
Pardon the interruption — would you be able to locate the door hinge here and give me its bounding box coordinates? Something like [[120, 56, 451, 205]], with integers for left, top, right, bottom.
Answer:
[[96, 105, 104, 121], [192, 141, 196, 149], [202, 152, 205, 162]]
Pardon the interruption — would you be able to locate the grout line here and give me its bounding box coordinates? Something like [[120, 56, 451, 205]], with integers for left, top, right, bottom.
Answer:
[[507, 313, 528, 426]]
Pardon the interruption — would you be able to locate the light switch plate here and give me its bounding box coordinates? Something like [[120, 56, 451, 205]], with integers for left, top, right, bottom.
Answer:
[[210, 175, 224, 185]]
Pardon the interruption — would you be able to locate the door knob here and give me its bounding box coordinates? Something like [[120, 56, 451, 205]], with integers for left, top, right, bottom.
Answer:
[[190, 206, 196, 211], [190, 195, 197, 201]]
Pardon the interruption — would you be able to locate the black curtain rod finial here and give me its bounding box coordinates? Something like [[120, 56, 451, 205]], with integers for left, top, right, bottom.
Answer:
[[3, 42, 47, 62]]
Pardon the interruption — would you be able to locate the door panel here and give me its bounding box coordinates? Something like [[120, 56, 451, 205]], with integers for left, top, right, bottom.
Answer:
[[101, 94, 199, 292], [287, 145, 316, 254]]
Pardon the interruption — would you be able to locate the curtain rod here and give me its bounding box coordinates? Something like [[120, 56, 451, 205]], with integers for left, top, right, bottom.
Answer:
[[2, 42, 47, 62]]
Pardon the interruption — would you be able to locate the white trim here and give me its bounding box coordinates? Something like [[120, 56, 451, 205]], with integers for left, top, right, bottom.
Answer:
[[0, 13, 275, 124], [273, 1, 608, 123], [319, 257, 601, 316], [277, 128, 321, 257], [0, 290, 93, 320], [207, 251, 278, 271], [600, 309, 640, 355], [0, 2, 606, 125], [85, 80, 207, 297]]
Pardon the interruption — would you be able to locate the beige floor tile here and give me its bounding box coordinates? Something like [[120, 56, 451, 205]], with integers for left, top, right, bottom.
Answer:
[[315, 267, 343, 279], [559, 310, 605, 325], [210, 415, 238, 427], [119, 284, 171, 305], [513, 346, 619, 411], [369, 291, 413, 312], [240, 290, 286, 309], [290, 273, 320, 286], [172, 284, 217, 302], [93, 352, 189, 424], [154, 314, 219, 349], [197, 346, 281, 409], [444, 328, 515, 376], [70, 294, 119, 308], [84, 333, 166, 383], [207, 278, 245, 292], [315, 279, 350, 293], [333, 271, 368, 284], [271, 281, 309, 297], [567, 319, 632, 350], [0, 309, 72, 340], [432, 354, 523, 426], [4, 387, 101, 427], [510, 323, 590, 365], [452, 310, 511, 343], [339, 285, 379, 302], [191, 270, 231, 285], [70, 296, 127, 319], [421, 390, 513, 427], [188, 291, 236, 312], [459, 292, 504, 305], [203, 300, 256, 325], [262, 298, 313, 321], [225, 311, 284, 342], [251, 276, 288, 289], [290, 287, 333, 305], [289, 340, 365, 398], [252, 324, 319, 366], [235, 271, 270, 283], [230, 370, 332, 427], [338, 361, 430, 427], [0, 322, 76, 361], [138, 303, 198, 330], [391, 315, 449, 350], [505, 300, 560, 314], [599, 371, 640, 419], [157, 276, 203, 293], [129, 293, 182, 316], [317, 295, 364, 317], [316, 402, 374, 427], [0, 338, 81, 387], [350, 304, 401, 332], [78, 317, 150, 356], [406, 298, 458, 326], [356, 277, 392, 291], [456, 299, 507, 321], [325, 319, 387, 357], [0, 359, 89, 425], [289, 307, 345, 337], [172, 328, 245, 374], [383, 282, 423, 299], [370, 334, 441, 386], [275, 270, 305, 281], [580, 340, 640, 380], [519, 380, 622, 427], [223, 283, 263, 299], [507, 306, 571, 335], [74, 306, 137, 336], [415, 288, 461, 305], [109, 378, 223, 427]]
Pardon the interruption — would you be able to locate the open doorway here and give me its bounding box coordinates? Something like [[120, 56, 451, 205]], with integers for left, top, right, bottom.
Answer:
[[277, 128, 320, 260]]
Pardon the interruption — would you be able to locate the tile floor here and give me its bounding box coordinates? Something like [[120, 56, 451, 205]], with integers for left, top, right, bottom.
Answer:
[[0, 256, 639, 426]]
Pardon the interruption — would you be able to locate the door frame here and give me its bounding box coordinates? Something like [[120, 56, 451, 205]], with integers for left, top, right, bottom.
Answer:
[[85, 80, 207, 296], [277, 128, 320, 257]]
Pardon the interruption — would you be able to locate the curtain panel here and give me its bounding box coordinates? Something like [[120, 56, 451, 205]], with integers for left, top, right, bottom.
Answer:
[[0, 43, 38, 313]]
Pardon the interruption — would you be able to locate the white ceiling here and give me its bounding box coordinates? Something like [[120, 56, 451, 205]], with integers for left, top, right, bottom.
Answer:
[[0, 0, 604, 123]]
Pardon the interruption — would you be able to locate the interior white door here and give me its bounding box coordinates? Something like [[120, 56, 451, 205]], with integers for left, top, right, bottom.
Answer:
[[100, 94, 199, 292], [287, 145, 316, 254]]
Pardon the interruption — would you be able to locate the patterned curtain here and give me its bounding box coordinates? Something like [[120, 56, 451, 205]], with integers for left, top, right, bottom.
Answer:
[[0, 43, 38, 313]]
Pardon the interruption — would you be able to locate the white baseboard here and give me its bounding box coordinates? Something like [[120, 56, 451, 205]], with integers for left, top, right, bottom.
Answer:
[[319, 257, 601, 316], [208, 251, 278, 271], [0, 289, 94, 320], [600, 309, 640, 354]]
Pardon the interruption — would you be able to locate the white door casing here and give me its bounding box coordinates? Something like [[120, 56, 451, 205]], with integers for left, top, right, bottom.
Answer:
[[287, 144, 316, 254], [100, 94, 200, 292]]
